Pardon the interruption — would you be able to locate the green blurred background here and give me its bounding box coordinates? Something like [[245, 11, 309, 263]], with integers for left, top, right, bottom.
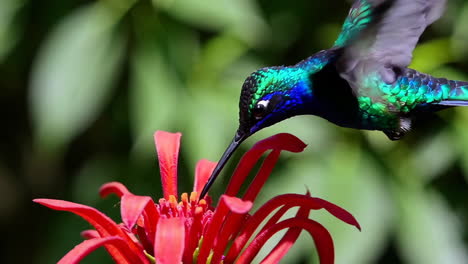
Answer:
[[2, 0, 468, 263]]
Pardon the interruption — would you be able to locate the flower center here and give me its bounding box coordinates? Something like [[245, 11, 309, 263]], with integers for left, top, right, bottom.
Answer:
[[157, 192, 212, 218]]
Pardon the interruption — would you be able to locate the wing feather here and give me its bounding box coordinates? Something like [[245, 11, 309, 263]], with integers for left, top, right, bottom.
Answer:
[[337, 0, 447, 94], [334, 0, 388, 47]]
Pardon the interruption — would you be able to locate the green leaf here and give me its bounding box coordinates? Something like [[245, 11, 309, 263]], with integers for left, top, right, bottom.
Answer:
[[155, 0, 269, 47], [431, 66, 468, 81], [183, 89, 239, 175], [396, 187, 468, 264], [453, 107, 468, 181], [193, 33, 248, 82], [410, 38, 453, 73], [0, 0, 25, 61], [129, 41, 181, 157], [181, 34, 253, 178], [410, 130, 456, 182], [30, 3, 125, 153], [165, 24, 200, 76], [72, 158, 119, 205], [451, 3, 468, 60]]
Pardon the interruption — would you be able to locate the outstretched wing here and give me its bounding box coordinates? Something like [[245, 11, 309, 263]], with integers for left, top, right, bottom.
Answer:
[[336, 0, 447, 96], [334, 0, 387, 48]]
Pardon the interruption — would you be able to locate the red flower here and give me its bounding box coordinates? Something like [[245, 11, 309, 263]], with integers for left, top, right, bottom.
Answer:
[[34, 131, 360, 264]]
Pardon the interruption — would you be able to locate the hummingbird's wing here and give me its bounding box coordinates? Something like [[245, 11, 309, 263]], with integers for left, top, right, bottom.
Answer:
[[336, 0, 447, 96], [333, 0, 387, 48]]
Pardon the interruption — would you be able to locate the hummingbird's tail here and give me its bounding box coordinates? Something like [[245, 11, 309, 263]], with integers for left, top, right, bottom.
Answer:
[[401, 69, 468, 108], [435, 78, 468, 107]]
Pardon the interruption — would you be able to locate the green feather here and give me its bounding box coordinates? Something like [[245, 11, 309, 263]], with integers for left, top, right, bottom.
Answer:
[[334, 0, 373, 47]]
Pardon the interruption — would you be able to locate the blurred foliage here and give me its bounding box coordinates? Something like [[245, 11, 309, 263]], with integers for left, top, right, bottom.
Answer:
[[2, 0, 468, 263]]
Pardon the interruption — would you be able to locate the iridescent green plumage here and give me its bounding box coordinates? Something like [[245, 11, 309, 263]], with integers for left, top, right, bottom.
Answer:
[[355, 69, 468, 134], [334, 0, 374, 47], [247, 67, 312, 113]]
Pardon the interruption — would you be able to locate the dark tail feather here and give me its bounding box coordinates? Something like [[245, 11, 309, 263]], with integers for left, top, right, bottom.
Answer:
[[437, 100, 468, 106]]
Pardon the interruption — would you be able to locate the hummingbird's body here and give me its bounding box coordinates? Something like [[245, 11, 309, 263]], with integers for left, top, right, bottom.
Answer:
[[265, 48, 468, 140], [200, 0, 464, 198]]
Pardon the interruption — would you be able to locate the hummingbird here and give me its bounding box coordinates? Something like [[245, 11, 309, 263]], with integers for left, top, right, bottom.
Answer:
[[200, 0, 467, 198]]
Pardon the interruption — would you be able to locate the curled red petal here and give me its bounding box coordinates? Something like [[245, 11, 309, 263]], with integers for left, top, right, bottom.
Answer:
[[33, 199, 147, 263], [154, 131, 181, 199], [223, 204, 292, 264], [81, 230, 100, 239], [312, 197, 361, 231], [225, 133, 306, 197], [210, 213, 246, 264], [259, 191, 310, 235], [100, 182, 132, 198], [242, 150, 281, 202], [198, 195, 250, 264], [154, 217, 185, 264], [193, 159, 217, 198], [210, 196, 253, 264], [120, 194, 154, 230], [237, 218, 334, 264], [251, 133, 307, 153], [57, 236, 145, 264], [262, 202, 311, 263], [222, 196, 253, 214], [34, 199, 125, 236], [226, 194, 359, 260], [226, 194, 315, 260], [224, 150, 263, 197], [260, 205, 292, 233]]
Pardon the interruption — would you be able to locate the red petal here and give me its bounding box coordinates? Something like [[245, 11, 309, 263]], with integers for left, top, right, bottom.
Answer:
[[224, 204, 293, 263], [197, 195, 251, 264], [193, 159, 217, 198], [154, 131, 181, 199], [154, 217, 185, 264], [236, 218, 334, 264], [57, 236, 145, 264], [120, 194, 154, 230], [260, 205, 291, 233], [184, 207, 204, 263], [262, 202, 310, 263], [210, 196, 253, 264], [136, 225, 153, 255], [260, 191, 310, 234], [100, 185, 160, 245], [312, 197, 361, 231], [222, 196, 253, 214], [81, 230, 100, 239], [140, 201, 160, 246], [242, 150, 281, 202], [226, 194, 359, 260], [251, 133, 307, 153], [100, 182, 132, 198], [34, 199, 147, 263], [225, 133, 306, 197]]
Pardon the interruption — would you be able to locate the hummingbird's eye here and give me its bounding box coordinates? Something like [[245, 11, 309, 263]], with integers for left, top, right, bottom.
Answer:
[[253, 100, 269, 120]]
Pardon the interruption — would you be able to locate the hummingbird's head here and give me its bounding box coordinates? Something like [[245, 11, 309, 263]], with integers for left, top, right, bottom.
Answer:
[[237, 66, 313, 138], [199, 52, 333, 199], [198, 66, 313, 198]]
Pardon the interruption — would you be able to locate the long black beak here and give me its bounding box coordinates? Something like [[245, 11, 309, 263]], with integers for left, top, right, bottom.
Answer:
[[199, 131, 247, 199]]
